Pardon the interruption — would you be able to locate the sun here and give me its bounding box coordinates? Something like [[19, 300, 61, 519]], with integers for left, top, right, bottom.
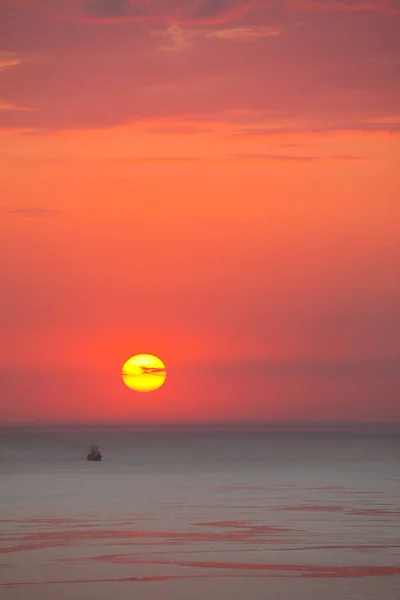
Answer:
[[122, 354, 167, 392]]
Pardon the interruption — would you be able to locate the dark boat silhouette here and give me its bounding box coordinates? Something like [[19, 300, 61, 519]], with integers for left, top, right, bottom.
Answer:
[[87, 445, 102, 461]]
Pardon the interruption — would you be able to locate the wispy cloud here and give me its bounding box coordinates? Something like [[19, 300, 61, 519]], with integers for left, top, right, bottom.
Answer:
[[74, 0, 147, 23], [72, 0, 266, 24], [103, 157, 214, 164], [0, 1, 398, 134], [152, 25, 193, 52], [140, 366, 167, 376], [0, 207, 63, 218], [3, 0, 399, 22], [153, 24, 281, 52], [0, 100, 33, 111], [232, 120, 400, 136], [0, 51, 22, 71], [206, 26, 281, 41], [145, 123, 215, 135], [287, 0, 400, 15], [90, 154, 365, 165], [279, 143, 312, 148], [0, 1, 34, 6], [233, 153, 366, 162]]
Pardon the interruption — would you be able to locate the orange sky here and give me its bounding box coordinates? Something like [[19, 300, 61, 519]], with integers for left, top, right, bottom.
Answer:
[[0, 0, 399, 425]]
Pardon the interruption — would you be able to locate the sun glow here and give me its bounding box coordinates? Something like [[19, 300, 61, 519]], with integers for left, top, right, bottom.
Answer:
[[122, 354, 167, 392]]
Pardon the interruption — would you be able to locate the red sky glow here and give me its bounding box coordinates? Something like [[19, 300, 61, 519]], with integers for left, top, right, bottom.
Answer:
[[0, 0, 399, 425]]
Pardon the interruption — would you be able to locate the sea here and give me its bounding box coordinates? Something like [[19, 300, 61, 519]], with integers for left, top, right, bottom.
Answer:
[[0, 428, 399, 600]]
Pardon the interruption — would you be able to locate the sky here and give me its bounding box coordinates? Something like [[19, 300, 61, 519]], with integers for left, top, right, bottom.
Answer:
[[0, 0, 399, 425]]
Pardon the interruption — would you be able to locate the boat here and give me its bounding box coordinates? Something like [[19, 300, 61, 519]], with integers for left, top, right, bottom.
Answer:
[[87, 445, 102, 461]]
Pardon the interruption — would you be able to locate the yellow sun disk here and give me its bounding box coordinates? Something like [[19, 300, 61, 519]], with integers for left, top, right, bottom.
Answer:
[[122, 354, 167, 392]]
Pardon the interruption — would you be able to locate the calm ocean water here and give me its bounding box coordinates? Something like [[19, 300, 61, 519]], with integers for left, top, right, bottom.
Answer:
[[0, 430, 399, 599]]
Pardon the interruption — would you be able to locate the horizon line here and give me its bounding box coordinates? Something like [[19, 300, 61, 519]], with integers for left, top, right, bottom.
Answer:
[[1, 421, 399, 433]]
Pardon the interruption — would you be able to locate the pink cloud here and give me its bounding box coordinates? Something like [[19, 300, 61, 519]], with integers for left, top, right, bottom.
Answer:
[[49, 0, 270, 25], [0, 206, 63, 217], [206, 26, 281, 39], [2, 0, 399, 20], [0, 0, 399, 133], [287, 0, 400, 15], [0, 51, 22, 71], [231, 121, 400, 136], [0, 100, 33, 110]]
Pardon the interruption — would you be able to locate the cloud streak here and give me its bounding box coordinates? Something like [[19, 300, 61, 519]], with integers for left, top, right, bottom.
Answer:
[[233, 153, 366, 162], [206, 26, 281, 40], [72, 0, 268, 24], [0, 100, 33, 111], [64, 154, 365, 165], [287, 0, 400, 15], [0, 0, 398, 134], [0, 51, 21, 71], [2, 0, 399, 21], [0, 207, 63, 218], [140, 366, 167, 376], [232, 121, 400, 136], [153, 23, 281, 52]]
